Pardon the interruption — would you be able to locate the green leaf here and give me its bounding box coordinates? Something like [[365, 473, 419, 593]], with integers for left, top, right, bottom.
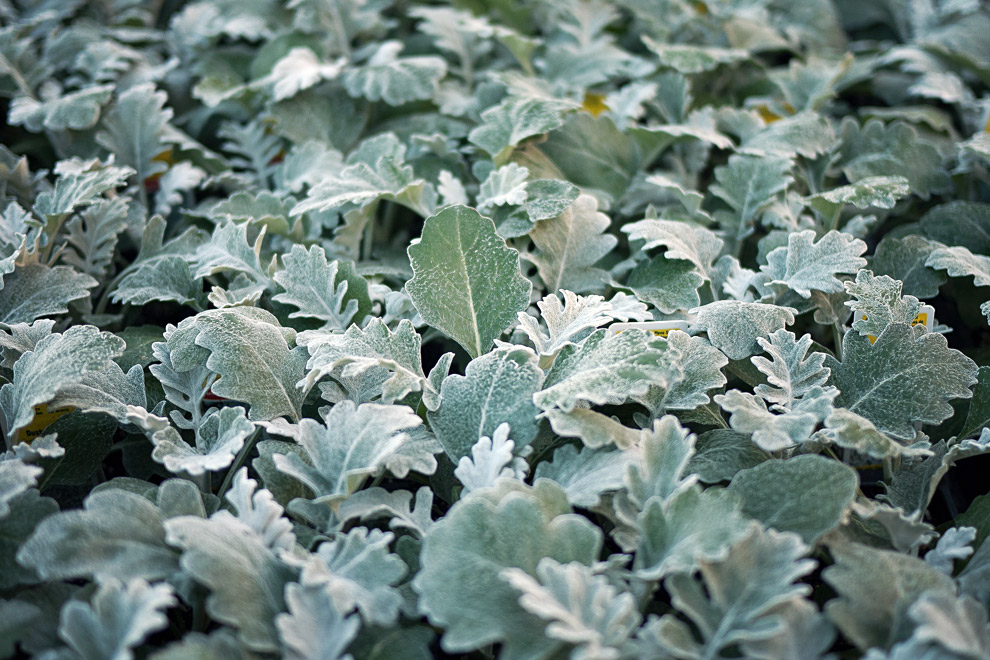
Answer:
[[960, 366, 990, 440], [61, 198, 129, 280], [208, 190, 296, 236], [741, 111, 835, 159], [337, 486, 435, 539], [761, 229, 867, 298], [428, 346, 543, 462], [17, 480, 205, 582], [633, 330, 729, 415], [291, 135, 428, 216], [194, 220, 270, 286], [406, 205, 531, 358], [688, 430, 767, 484], [477, 163, 530, 212], [301, 319, 432, 405], [542, 408, 641, 450], [266, 47, 345, 102], [751, 329, 830, 406], [710, 154, 793, 244], [837, 119, 951, 200], [926, 245, 990, 287], [413, 479, 602, 659], [164, 513, 297, 653], [621, 219, 724, 282], [921, 201, 990, 254], [9, 84, 114, 132], [263, 401, 428, 506], [0, 325, 124, 441], [0, 489, 59, 589], [652, 525, 816, 658], [728, 455, 858, 544], [343, 41, 446, 106], [96, 83, 172, 186], [803, 175, 911, 216], [642, 38, 748, 73], [276, 583, 360, 660], [0, 263, 97, 324], [814, 409, 931, 461], [150, 406, 255, 477], [907, 592, 990, 660], [273, 244, 370, 330], [502, 559, 641, 658], [715, 387, 836, 452], [827, 323, 978, 440], [297, 527, 407, 625], [844, 270, 922, 338], [625, 415, 698, 509], [634, 485, 751, 580], [111, 215, 208, 308], [692, 301, 796, 360], [533, 443, 632, 508], [626, 254, 703, 314], [191, 307, 309, 422], [869, 235, 947, 300], [823, 541, 957, 650], [454, 423, 529, 493], [534, 329, 667, 412], [527, 193, 617, 294], [59, 578, 176, 660], [468, 96, 574, 163], [0, 457, 42, 518], [538, 113, 640, 203]]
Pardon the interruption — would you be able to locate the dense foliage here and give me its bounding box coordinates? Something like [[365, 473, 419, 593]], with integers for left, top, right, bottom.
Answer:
[[2, 0, 990, 658]]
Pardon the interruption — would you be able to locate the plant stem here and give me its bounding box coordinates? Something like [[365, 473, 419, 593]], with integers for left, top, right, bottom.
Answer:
[[215, 427, 261, 500]]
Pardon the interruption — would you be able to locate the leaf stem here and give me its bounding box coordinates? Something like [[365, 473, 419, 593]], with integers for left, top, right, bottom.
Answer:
[[215, 427, 261, 499], [831, 322, 844, 361]]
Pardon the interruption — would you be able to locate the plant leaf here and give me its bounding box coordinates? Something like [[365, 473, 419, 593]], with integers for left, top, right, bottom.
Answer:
[[428, 346, 543, 461], [273, 244, 369, 330], [926, 245, 990, 287], [692, 301, 796, 360], [761, 229, 867, 298], [0, 263, 97, 325], [621, 218, 723, 282], [343, 41, 446, 106], [827, 323, 978, 440], [751, 329, 830, 406], [533, 443, 632, 508], [468, 96, 574, 163], [96, 83, 172, 185], [276, 583, 360, 660], [869, 235, 946, 300], [413, 479, 602, 659], [803, 175, 911, 216], [527, 193, 617, 294], [406, 205, 531, 358]]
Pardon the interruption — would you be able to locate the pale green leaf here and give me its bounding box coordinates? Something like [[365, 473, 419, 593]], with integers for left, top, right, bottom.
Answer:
[[0, 325, 124, 441], [533, 443, 633, 508], [728, 455, 858, 544], [150, 406, 254, 477], [263, 401, 427, 505], [336, 486, 435, 539], [516, 291, 645, 361], [692, 301, 796, 360], [642, 38, 748, 73], [538, 114, 639, 203], [751, 329, 830, 406], [59, 578, 176, 660], [633, 330, 729, 415], [111, 215, 208, 308], [477, 163, 530, 212], [468, 96, 574, 163], [621, 219, 724, 282], [626, 255, 703, 314], [926, 245, 990, 287], [96, 83, 172, 185], [273, 244, 369, 330], [534, 329, 667, 412], [837, 119, 950, 200], [34, 163, 134, 219], [413, 479, 602, 659], [823, 541, 956, 650], [276, 583, 360, 660], [715, 387, 837, 452], [869, 235, 947, 300], [710, 154, 793, 243], [924, 526, 976, 574], [429, 346, 543, 461], [296, 527, 406, 625], [208, 191, 296, 236], [9, 85, 114, 132], [687, 430, 767, 484], [908, 592, 990, 659], [0, 457, 42, 518], [634, 485, 751, 580], [502, 559, 641, 658], [741, 112, 835, 159], [163, 514, 297, 653], [455, 423, 529, 493], [343, 41, 446, 106], [827, 323, 978, 439], [542, 408, 641, 451], [301, 319, 431, 405], [267, 47, 345, 102], [0, 263, 97, 325], [803, 176, 911, 217], [527, 193, 617, 294], [193, 220, 270, 286], [61, 198, 129, 280], [921, 201, 990, 254], [761, 229, 867, 298], [656, 525, 815, 658], [844, 270, 922, 338], [815, 409, 932, 461], [407, 205, 531, 358], [191, 307, 308, 422], [16, 480, 205, 582], [625, 415, 697, 509]]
